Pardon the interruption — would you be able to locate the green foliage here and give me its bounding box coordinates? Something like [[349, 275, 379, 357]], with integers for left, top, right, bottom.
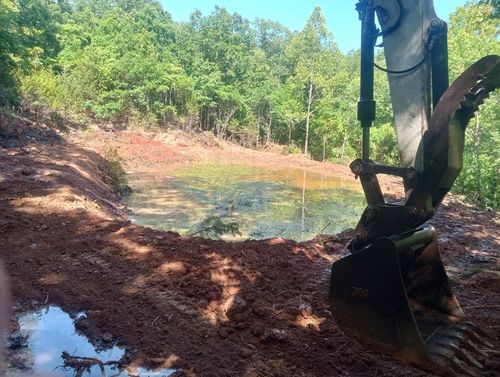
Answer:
[[20, 69, 61, 111], [189, 215, 241, 238], [448, 2, 499, 209], [104, 147, 131, 195], [478, 0, 500, 18], [0, 0, 19, 105], [453, 95, 500, 209], [282, 142, 302, 155], [284, 7, 343, 157], [370, 123, 399, 165], [0, 0, 60, 106]]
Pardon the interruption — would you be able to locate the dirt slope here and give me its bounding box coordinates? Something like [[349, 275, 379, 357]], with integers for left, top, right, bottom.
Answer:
[[1, 120, 499, 377]]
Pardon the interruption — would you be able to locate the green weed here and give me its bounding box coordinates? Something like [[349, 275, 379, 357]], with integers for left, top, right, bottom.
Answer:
[[189, 215, 241, 238], [105, 147, 131, 196]]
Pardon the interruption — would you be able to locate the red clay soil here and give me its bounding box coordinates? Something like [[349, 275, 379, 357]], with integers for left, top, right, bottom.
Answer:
[[73, 129, 362, 179], [0, 120, 499, 377]]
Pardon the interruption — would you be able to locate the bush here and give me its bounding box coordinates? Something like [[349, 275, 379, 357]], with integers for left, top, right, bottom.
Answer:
[[370, 123, 399, 165], [104, 147, 131, 196], [282, 142, 302, 155]]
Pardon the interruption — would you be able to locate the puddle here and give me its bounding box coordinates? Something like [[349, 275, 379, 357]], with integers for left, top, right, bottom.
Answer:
[[124, 164, 365, 241], [6, 306, 175, 377]]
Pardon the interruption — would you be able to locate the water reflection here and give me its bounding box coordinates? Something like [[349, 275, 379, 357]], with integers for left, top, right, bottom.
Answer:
[[124, 164, 365, 241], [6, 306, 175, 377]]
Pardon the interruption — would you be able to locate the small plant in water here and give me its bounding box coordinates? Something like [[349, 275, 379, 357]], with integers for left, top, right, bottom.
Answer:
[[189, 215, 241, 238]]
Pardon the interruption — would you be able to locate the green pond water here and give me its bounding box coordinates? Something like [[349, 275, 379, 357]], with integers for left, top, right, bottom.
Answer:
[[124, 164, 366, 241]]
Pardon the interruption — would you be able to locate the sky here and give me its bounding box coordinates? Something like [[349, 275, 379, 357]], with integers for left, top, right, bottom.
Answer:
[[159, 0, 468, 52]]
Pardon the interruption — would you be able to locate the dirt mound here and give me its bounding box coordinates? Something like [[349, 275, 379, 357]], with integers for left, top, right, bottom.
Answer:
[[0, 113, 62, 148], [1, 122, 499, 376]]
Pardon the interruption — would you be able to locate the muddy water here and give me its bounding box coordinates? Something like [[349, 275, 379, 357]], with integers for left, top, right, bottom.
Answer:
[[6, 306, 175, 377], [124, 164, 365, 241]]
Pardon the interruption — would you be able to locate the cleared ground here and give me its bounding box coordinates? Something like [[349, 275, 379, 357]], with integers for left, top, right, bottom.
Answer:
[[1, 117, 499, 376]]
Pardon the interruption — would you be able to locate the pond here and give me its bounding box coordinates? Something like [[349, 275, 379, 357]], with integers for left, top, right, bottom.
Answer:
[[124, 164, 366, 241], [6, 306, 175, 377]]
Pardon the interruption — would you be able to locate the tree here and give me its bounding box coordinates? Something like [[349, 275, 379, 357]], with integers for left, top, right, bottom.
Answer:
[[271, 80, 304, 145], [478, 0, 500, 18], [448, 2, 500, 208], [0, 0, 60, 106], [0, 0, 19, 105], [285, 7, 341, 156]]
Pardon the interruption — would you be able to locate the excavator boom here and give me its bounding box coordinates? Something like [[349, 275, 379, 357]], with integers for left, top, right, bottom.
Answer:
[[329, 1, 500, 376]]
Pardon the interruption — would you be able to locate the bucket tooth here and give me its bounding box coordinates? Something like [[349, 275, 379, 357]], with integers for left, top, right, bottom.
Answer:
[[454, 324, 493, 348], [464, 321, 490, 338], [437, 331, 488, 359], [434, 340, 483, 369], [436, 326, 490, 359], [439, 353, 475, 377], [457, 349, 483, 369], [430, 354, 458, 377], [464, 339, 488, 359]]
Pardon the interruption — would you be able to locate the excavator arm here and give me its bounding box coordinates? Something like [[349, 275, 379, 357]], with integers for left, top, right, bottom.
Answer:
[[329, 1, 500, 375]]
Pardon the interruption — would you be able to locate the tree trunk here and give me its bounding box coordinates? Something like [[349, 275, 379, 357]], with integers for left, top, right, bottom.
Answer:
[[216, 106, 236, 140], [256, 120, 260, 148], [304, 81, 313, 156], [301, 169, 306, 233], [340, 129, 349, 159], [266, 118, 272, 145], [287, 120, 293, 145], [473, 112, 482, 203], [322, 135, 326, 162], [200, 108, 206, 131]]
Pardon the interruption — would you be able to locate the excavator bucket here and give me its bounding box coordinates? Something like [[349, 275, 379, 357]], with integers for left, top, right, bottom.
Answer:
[[329, 227, 493, 376]]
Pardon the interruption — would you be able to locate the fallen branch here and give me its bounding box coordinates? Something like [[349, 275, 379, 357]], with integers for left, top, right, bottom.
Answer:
[[319, 221, 332, 234], [270, 307, 286, 319], [334, 343, 346, 356], [151, 315, 161, 326], [463, 305, 500, 310], [61, 351, 124, 377]]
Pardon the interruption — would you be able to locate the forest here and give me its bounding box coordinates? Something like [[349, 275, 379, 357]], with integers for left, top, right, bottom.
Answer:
[[0, 0, 499, 208]]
